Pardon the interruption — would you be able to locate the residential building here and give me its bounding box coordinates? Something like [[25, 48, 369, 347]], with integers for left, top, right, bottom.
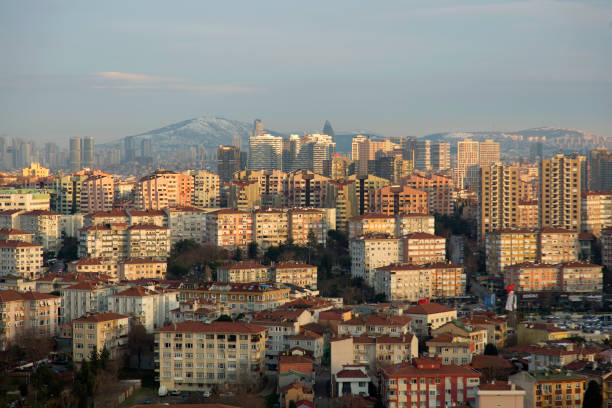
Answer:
[[190, 169, 220, 208], [72, 312, 130, 362], [509, 370, 587, 408], [431, 142, 450, 171], [603, 227, 612, 270], [282, 170, 330, 208], [272, 263, 317, 289], [0, 228, 33, 243], [165, 206, 206, 245], [380, 358, 481, 408], [228, 179, 261, 210], [287, 208, 327, 246], [589, 147, 612, 191], [414, 140, 431, 171], [476, 382, 525, 408], [401, 233, 446, 265], [205, 209, 252, 250], [581, 191, 612, 238], [560, 261, 602, 293], [505, 263, 561, 292], [404, 303, 457, 338], [431, 320, 488, 357], [217, 145, 241, 183], [518, 200, 539, 229], [333, 365, 370, 398], [478, 139, 500, 167], [348, 214, 396, 239], [60, 281, 114, 323], [21, 162, 50, 178], [216, 262, 270, 283], [120, 258, 167, 280], [372, 185, 428, 215], [478, 164, 520, 242], [485, 229, 539, 275], [252, 209, 288, 249], [134, 170, 194, 210], [456, 139, 480, 188], [108, 286, 178, 332], [79, 174, 115, 213], [395, 213, 436, 236], [0, 189, 50, 211], [350, 234, 401, 286], [402, 172, 453, 215], [0, 240, 43, 279], [540, 154, 582, 231], [538, 228, 578, 264], [248, 133, 283, 170], [18, 209, 61, 252]]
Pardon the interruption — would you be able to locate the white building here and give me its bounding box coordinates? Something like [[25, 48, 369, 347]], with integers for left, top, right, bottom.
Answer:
[[248, 134, 283, 171], [0, 240, 43, 279], [165, 206, 207, 245], [108, 286, 179, 332], [60, 281, 115, 324], [350, 234, 401, 286]]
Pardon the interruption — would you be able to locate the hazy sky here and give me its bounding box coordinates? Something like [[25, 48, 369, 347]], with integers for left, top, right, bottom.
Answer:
[[1, 0, 611, 145]]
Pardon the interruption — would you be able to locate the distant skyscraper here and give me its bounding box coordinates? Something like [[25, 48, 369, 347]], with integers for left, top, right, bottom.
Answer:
[[141, 138, 152, 158], [248, 134, 283, 171], [529, 141, 543, 162], [82, 136, 94, 168], [590, 147, 612, 191], [124, 136, 137, 163], [291, 133, 336, 174], [478, 163, 519, 242], [217, 145, 241, 182], [456, 139, 480, 188], [253, 119, 264, 137], [478, 139, 500, 166], [322, 120, 335, 138], [540, 153, 582, 231], [414, 140, 431, 171], [232, 135, 242, 150], [431, 142, 450, 171], [69, 137, 82, 172]]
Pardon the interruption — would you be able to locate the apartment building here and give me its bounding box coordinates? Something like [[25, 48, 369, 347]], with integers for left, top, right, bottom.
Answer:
[[337, 313, 412, 337], [252, 209, 288, 249], [79, 174, 115, 213], [216, 262, 271, 283], [67, 257, 120, 278], [177, 282, 290, 316], [205, 209, 252, 250], [404, 303, 457, 338], [478, 164, 520, 242], [538, 228, 578, 264], [456, 139, 481, 189], [426, 333, 478, 365], [540, 154, 582, 231], [380, 358, 481, 408], [402, 172, 453, 215], [0, 189, 50, 211], [18, 209, 61, 252], [134, 170, 194, 210], [348, 214, 396, 239], [190, 169, 220, 208], [505, 263, 561, 292], [0, 228, 33, 243], [228, 179, 261, 210], [120, 258, 167, 280], [72, 312, 130, 362], [287, 208, 327, 246], [401, 233, 446, 265], [374, 264, 465, 302], [0, 290, 61, 350], [165, 206, 206, 245], [234, 169, 286, 208], [248, 133, 283, 170], [271, 262, 318, 289], [431, 320, 488, 357], [60, 281, 115, 324], [603, 227, 612, 270], [560, 262, 602, 293], [581, 191, 612, 238], [0, 240, 43, 279], [510, 370, 587, 408], [282, 170, 330, 208], [108, 286, 178, 332], [350, 234, 401, 287], [396, 213, 436, 236], [518, 200, 539, 229], [485, 229, 539, 275], [154, 321, 268, 390], [372, 185, 428, 215], [127, 209, 166, 226]]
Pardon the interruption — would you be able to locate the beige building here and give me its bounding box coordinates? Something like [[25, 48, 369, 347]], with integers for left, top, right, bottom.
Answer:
[[120, 258, 167, 280], [0, 189, 50, 211], [478, 163, 520, 242], [252, 209, 288, 248], [18, 209, 62, 252], [538, 228, 578, 264], [0, 240, 43, 279], [154, 321, 268, 390], [404, 303, 457, 338], [190, 169, 220, 208], [560, 262, 602, 293], [271, 262, 317, 289], [282, 170, 330, 208], [374, 264, 465, 302], [228, 179, 261, 210], [216, 262, 271, 283], [540, 154, 582, 231], [0, 290, 61, 350], [485, 229, 538, 275], [21, 162, 49, 178], [79, 174, 115, 213], [476, 382, 525, 408], [505, 263, 560, 292], [287, 208, 327, 246], [350, 234, 401, 286], [0, 227, 34, 243], [165, 206, 206, 245], [401, 233, 446, 265], [518, 199, 539, 228], [581, 190, 612, 238], [348, 214, 396, 239], [72, 312, 130, 362], [134, 169, 194, 210]]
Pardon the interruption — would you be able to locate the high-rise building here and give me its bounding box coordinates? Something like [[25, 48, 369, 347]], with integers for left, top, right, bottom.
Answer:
[[322, 120, 335, 138], [141, 138, 152, 158], [414, 140, 431, 171], [589, 147, 612, 191], [478, 139, 500, 167], [431, 142, 450, 171], [231, 135, 242, 150], [217, 145, 241, 182], [290, 133, 336, 174], [123, 136, 137, 163], [456, 139, 480, 188], [253, 119, 264, 137], [351, 136, 397, 176], [82, 136, 94, 169], [69, 137, 82, 172], [478, 164, 520, 242], [540, 154, 582, 231], [248, 134, 283, 171]]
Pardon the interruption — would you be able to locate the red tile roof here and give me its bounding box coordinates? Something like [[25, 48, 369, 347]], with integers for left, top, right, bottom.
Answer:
[[0, 240, 41, 248], [0, 289, 26, 302], [336, 369, 369, 379], [154, 321, 267, 334], [72, 312, 130, 323], [111, 286, 156, 297], [405, 302, 455, 315]]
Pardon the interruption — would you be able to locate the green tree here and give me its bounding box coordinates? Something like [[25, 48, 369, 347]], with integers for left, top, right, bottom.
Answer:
[[233, 247, 243, 261], [215, 315, 233, 322], [248, 241, 259, 259], [100, 347, 110, 370], [127, 323, 153, 369], [583, 380, 602, 408], [484, 343, 498, 355], [169, 263, 188, 278], [57, 237, 79, 261]]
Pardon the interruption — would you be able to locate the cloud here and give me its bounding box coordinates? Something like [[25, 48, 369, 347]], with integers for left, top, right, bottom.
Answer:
[[93, 71, 260, 93]]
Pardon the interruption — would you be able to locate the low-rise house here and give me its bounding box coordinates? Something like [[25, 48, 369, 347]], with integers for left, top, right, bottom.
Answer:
[[278, 354, 315, 388], [288, 331, 324, 363], [271, 262, 318, 289], [404, 302, 457, 338], [431, 320, 488, 355], [333, 364, 370, 398], [279, 382, 314, 408], [476, 381, 525, 408]]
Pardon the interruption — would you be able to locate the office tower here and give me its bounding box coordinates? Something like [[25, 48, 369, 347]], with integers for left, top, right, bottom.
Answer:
[[82, 136, 94, 169], [141, 138, 152, 158], [69, 137, 82, 172], [479, 139, 500, 166], [590, 148, 612, 191], [248, 134, 283, 171], [291, 133, 335, 174], [478, 163, 520, 242], [232, 135, 242, 150], [414, 140, 431, 171], [123, 135, 137, 162], [322, 120, 335, 138], [431, 142, 450, 171], [217, 145, 241, 182], [44, 142, 57, 168], [253, 119, 264, 137], [540, 153, 582, 231], [456, 139, 480, 188], [352, 136, 397, 176], [529, 141, 543, 162]]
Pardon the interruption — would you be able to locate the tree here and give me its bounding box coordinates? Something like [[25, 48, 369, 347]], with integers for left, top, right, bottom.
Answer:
[[248, 241, 259, 259], [484, 343, 498, 356], [169, 263, 188, 278], [215, 315, 233, 322], [100, 347, 110, 370], [583, 380, 602, 408], [127, 323, 153, 369], [233, 247, 243, 261], [57, 237, 79, 261]]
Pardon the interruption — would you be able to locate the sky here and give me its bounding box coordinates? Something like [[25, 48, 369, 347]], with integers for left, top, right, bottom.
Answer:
[[0, 0, 611, 145]]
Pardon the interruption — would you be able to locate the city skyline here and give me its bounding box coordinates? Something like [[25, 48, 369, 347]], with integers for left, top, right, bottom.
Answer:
[[1, 0, 611, 143]]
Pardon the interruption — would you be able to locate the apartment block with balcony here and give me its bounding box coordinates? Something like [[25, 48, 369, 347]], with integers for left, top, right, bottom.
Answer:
[[216, 261, 271, 283], [72, 312, 130, 362], [350, 234, 401, 287], [252, 209, 288, 249], [205, 209, 253, 250], [165, 206, 206, 245], [108, 286, 178, 332], [271, 262, 317, 289], [0, 240, 43, 279], [401, 233, 446, 265], [581, 191, 612, 238]]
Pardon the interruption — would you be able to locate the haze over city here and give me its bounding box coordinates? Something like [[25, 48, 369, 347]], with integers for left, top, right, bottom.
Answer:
[[1, 0, 612, 144]]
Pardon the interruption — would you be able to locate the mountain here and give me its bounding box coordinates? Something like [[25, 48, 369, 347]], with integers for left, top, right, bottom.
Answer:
[[101, 116, 286, 151]]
